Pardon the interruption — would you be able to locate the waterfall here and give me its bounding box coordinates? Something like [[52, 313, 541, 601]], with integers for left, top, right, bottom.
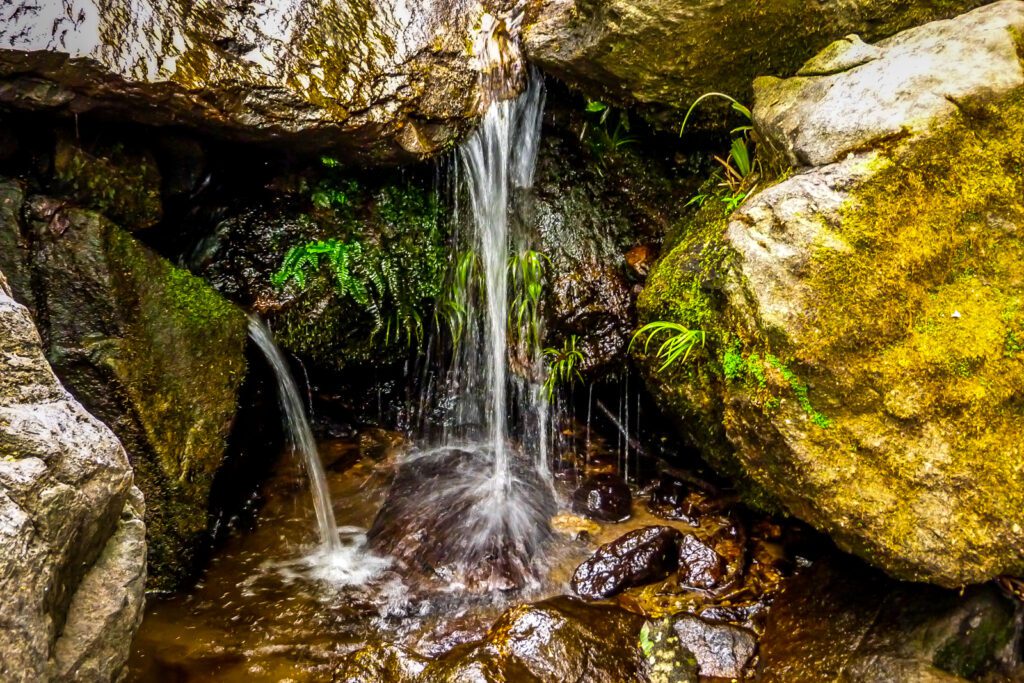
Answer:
[[248, 316, 341, 554], [367, 15, 556, 591], [455, 70, 546, 491]]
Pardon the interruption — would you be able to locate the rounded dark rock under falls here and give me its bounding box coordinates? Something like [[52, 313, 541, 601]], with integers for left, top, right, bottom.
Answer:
[[366, 445, 557, 592]]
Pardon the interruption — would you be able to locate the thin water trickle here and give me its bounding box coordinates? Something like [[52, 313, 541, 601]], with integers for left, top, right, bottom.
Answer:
[[248, 316, 341, 554]]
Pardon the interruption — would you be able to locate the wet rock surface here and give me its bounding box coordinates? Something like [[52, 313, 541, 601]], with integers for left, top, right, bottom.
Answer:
[[571, 472, 632, 522], [0, 172, 247, 589], [636, 1, 1024, 585], [572, 525, 682, 599], [342, 597, 648, 682], [677, 534, 726, 591], [673, 614, 756, 679], [0, 0, 484, 161], [0, 269, 146, 681], [758, 558, 1022, 682]]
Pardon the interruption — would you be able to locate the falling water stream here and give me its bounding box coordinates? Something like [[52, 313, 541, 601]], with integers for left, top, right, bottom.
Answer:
[[248, 317, 341, 553]]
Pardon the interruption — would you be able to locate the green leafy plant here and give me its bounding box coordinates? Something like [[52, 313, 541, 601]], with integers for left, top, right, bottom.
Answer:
[[630, 321, 706, 372], [438, 249, 479, 344], [271, 238, 369, 306], [581, 100, 637, 175], [272, 180, 447, 349], [681, 92, 760, 211], [543, 335, 585, 400], [509, 249, 548, 349]]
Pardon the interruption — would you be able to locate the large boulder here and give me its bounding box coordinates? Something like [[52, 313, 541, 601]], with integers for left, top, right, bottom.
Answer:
[[0, 269, 146, 681], [0, 0, 497, 162], [635, 1, 1024, 585], [0, 180, 248, 589], [523, 0, 989, 126]]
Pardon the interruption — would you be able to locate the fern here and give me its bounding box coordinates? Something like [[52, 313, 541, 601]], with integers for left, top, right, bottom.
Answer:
[[543, 335, 585, 400]]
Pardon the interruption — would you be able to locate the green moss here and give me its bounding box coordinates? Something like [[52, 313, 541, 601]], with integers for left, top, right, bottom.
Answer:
[[105, 227, 247, 588]]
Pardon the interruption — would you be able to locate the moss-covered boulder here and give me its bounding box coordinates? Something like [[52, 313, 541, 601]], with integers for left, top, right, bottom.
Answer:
[[523, 0, 988, 128], [0, 0, 488, 162], [635, 2, 1024, 586], [5, 194, 247, 589]]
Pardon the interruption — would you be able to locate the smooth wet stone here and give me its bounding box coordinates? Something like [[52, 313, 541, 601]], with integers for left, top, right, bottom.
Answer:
[[677, 534, 726, 591], [647, 472, 698, 524], [572, 526, 682, 600], [673, 615, 757, 680], [367, 447, 555, 592], [572, 472, 632, 522]]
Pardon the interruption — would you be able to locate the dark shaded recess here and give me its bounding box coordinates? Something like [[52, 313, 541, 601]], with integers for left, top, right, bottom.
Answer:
[[205, 340, 286, 545]]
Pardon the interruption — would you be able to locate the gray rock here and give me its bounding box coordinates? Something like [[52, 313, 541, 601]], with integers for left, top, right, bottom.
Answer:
[[0, 270, 146, 682], [0, 0, 492, 162], [523, 0, 988, 126], [754, 2, 1024, 166], [672, 615, 756, 679]]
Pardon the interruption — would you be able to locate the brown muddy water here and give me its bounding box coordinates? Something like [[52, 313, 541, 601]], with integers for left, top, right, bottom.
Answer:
[[126, 428, 798, 682]]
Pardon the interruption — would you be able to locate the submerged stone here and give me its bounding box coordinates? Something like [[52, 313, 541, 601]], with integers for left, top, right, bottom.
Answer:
[[677, 534, 726, 591], [571, 472, 632, 522], [572, 526, 683, 600]]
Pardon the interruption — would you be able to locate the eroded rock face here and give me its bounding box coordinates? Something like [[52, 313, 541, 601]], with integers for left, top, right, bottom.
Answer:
[[0, 0, 492, 162], [636, 1, 1024, 585], [523, 0, 987, 126], [0, 270, 146, 681], [0, 180, 247, 590]]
